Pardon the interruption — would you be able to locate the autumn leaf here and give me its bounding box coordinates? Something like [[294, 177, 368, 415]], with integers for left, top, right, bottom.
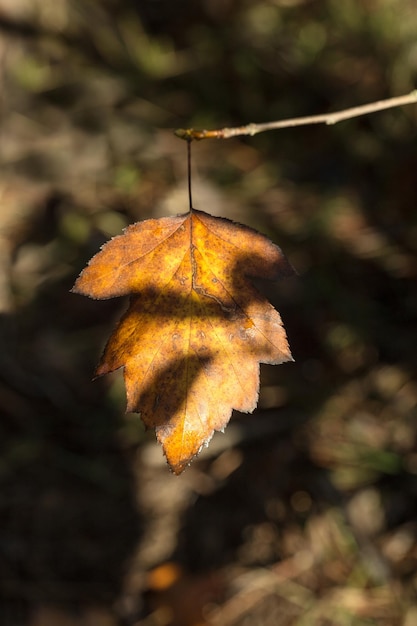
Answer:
[[72, 209, 294, 473]]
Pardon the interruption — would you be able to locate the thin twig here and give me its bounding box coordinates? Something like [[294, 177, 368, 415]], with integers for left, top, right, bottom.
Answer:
[[175, 90, 417, 141]]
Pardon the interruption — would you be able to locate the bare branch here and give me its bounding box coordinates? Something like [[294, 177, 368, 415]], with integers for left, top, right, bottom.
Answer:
[[175, 90, 417, 141]]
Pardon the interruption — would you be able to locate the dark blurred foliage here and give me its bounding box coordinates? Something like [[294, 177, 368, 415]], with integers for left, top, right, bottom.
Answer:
[[0, 0, 417, 624]]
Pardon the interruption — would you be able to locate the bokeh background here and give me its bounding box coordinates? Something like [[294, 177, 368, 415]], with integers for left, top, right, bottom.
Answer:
[[1, 1, 417, 624]]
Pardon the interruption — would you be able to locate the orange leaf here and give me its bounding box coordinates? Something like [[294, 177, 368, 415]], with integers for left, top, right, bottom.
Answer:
[[72, 210, 294, 473]]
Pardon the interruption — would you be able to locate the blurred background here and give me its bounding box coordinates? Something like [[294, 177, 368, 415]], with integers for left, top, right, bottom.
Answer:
[[1, 0, 417, 624]]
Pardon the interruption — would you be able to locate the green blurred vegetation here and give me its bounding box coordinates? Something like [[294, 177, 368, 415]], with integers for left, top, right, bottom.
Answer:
[[0, 0, 416, 625]]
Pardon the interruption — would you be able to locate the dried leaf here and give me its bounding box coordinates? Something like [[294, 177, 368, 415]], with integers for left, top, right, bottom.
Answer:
[[72, 210, 294, 473]]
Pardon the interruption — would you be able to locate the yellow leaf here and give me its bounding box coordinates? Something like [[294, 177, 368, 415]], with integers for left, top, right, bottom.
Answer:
[[72, 210, 294, 473]]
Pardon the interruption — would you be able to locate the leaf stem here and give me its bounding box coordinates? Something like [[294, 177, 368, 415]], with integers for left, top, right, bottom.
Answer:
[[174, 90, 417, 141], [187, 138, 193, 212]]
